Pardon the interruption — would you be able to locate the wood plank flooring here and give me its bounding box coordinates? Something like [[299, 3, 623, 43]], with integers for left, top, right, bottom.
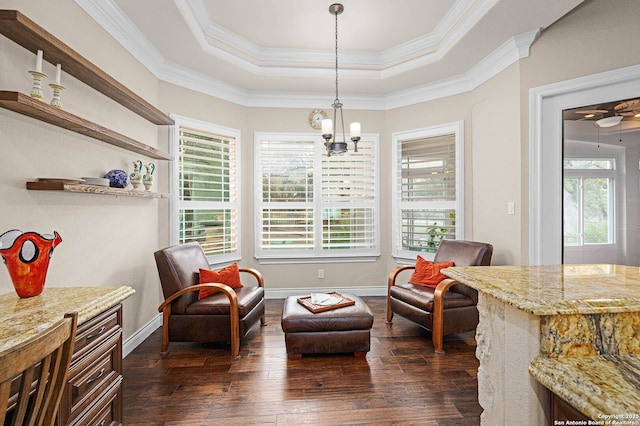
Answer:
[[122, 296, 481, 425]]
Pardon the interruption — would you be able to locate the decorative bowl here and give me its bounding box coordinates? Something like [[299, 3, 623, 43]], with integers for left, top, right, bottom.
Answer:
[[104, 169, 128, 188]]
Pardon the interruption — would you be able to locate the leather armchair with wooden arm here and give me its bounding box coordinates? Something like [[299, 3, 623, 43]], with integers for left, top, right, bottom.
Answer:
[[386, 240, 493, 354], [154, 242, 266, 359]]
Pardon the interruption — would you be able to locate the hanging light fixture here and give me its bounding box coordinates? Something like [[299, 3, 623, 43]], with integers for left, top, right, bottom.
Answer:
[[595, 115, 623, 128], [321, 3, 361, 156]]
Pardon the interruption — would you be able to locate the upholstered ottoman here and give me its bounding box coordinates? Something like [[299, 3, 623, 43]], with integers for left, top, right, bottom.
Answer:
[[281, 294, 374, 359]]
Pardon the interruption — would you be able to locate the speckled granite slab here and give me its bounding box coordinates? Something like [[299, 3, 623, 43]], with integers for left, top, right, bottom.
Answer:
[[443, 264, 640, 315], [0, 286, 134, 353], [540, 312, 640, 357], [530, 355, 640, 420]]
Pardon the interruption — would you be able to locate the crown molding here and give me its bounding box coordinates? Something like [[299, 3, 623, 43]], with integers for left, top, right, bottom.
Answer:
[[75, 0, 538, 110], [181, 0, 499, 72], [74, 0, 165, 74]]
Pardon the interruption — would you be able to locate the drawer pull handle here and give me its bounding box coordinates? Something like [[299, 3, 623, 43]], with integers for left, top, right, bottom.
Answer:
[[86, 326, 106, 340], [86, 368, 105, 385]]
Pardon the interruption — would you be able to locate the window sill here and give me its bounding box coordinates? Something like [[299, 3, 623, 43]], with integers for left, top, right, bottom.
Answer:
[[256, 255, 379, 265]]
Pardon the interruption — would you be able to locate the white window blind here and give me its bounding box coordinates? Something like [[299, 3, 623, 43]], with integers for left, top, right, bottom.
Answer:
[[171, 116, 240, 262], [255, 133, 379, 260], [392, 122, 464, 259]]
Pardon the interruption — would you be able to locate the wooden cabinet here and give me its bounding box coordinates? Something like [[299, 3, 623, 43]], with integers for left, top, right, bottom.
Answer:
[[58, 305, 124, 426], [547, 390, 590, 426], [0, 287, 134, 426]]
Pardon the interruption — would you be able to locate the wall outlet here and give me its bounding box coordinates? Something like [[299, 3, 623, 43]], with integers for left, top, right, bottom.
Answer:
[[507, 202, 515, 215], [317, 269, 325, 279]]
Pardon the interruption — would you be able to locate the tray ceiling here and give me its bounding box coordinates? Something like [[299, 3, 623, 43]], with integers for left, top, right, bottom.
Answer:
[[75, 0, 584, 109]]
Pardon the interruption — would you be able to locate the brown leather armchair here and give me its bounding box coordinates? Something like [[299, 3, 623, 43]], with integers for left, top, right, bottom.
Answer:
[[386, 240, 493, 353], [154, 242, 266, 359]]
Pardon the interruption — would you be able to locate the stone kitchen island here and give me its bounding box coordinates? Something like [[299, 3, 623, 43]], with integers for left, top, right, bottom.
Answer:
[[442, 264, 640, 426]]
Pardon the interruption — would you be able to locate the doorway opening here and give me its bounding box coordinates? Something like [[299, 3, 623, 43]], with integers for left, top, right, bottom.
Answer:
[[562, 98, 640, 265], [529, 63, 640, 265]]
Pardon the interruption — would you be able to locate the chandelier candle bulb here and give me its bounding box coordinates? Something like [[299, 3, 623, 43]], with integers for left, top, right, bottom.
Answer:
[[350, 122, 361, 138], [322, 119, 333, 135]]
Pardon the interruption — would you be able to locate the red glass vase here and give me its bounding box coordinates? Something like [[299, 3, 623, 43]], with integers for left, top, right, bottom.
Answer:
[[0, 230, 62, 298]]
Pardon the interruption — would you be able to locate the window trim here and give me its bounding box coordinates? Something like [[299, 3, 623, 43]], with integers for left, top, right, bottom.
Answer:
[[563, 155, 617, 247], [254, 132, 380, 263], [169, 114, 241, 265], [391, 121, 465, 261]]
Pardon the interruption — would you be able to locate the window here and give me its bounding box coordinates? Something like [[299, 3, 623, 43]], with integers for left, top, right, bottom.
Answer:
[[255, 133, 379, 261], [563, 158, 615, 246], [170, 115, 240, 263], [392, 122, 464, 260]]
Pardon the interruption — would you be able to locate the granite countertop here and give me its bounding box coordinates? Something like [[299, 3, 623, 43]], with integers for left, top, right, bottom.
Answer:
[[0, 286, 135, 353], [442, 264, 640, 315], [529, 355, 640, 420]]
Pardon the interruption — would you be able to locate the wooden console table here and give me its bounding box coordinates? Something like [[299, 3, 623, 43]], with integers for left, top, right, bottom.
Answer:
[[0, 286, 135, 425], [443, 264, 640, 425]]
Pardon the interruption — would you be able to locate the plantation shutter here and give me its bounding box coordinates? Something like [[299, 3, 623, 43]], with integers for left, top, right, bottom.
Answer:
[[401, 135, 455, 201], [256, 134, 379, 259], [322, 140, 376, 250], [399, 133, 457, 253], [258, 139, 315, 252], [177, 125, 238, 257]]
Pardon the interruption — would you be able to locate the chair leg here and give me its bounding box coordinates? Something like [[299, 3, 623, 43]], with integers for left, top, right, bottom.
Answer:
[[432, 278, 457, 354], [229, 309, 240, 359], [261, 314, 267, 326], [433, 327, 444, 354], [160, 306, 171, 357]]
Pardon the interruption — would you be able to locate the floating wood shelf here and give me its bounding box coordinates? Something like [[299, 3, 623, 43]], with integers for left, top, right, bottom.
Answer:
[[0, 9, 173, 125], [26, 181, 168, 199], [0, 91, 171, 160]]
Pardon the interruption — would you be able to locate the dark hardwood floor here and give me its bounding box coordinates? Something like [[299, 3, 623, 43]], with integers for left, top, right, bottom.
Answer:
[[122, 296, 481, 425]]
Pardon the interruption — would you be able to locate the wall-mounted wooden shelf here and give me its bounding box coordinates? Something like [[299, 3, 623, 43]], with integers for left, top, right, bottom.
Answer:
[[0, 9, 173, 125], [26, 181, 167, 199], [0, 91, 171, 160]]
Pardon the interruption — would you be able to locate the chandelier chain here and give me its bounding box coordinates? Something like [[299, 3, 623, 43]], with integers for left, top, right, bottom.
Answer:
[[334, 9, 339, 103]]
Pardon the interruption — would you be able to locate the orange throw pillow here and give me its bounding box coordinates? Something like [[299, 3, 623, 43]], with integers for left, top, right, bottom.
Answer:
[[408, 256, 454, 288], [198, 263, 243, 300]]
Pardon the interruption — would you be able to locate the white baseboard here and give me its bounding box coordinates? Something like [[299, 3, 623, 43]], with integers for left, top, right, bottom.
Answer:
[[123, 313, 162, 358], [123, 286, 387, 356]]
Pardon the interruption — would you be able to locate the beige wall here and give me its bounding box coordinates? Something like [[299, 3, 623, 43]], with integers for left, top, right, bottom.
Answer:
[[518, 0, 640, 262], [2, 0, 640, 341], [0, 0, 163, 341]]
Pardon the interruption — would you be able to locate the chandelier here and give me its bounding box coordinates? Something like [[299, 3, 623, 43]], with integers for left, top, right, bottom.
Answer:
[[321, 3, 361, 156]]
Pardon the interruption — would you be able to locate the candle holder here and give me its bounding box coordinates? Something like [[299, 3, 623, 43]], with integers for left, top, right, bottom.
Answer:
[[49, 83, 65, 109], [28, 70, 47, 99]]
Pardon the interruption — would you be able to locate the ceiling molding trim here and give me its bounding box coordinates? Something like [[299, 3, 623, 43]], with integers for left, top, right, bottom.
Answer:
[[379, 0, 500, 66], [467, 28, 540, 89], [181, 0, 499, 73], [385, 29, 539, 109], [159, 62, 249, 103], [74, 0, 165, 73], [76, 0, 540, 110]]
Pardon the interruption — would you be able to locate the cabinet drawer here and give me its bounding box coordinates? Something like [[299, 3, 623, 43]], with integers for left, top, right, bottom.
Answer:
[[70, 376, 122, 426], [73, 305, 121, 362], [68, 331, 122, 422]]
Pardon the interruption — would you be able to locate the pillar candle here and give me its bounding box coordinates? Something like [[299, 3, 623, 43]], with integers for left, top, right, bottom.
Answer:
[[35, 50, 43, 72], [55, 64, 61, 84]]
